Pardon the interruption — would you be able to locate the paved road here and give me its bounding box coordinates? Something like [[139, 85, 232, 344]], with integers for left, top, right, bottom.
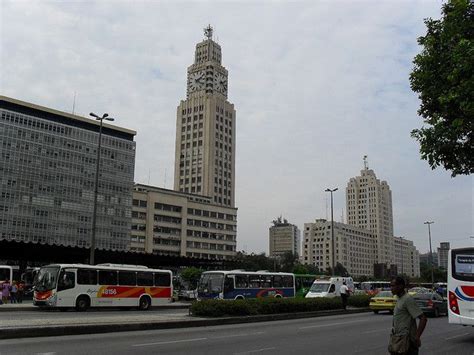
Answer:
[[1, 312, 472, 354]]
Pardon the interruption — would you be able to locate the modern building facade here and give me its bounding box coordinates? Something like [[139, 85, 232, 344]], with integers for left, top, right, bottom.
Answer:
[[174, 25, 236, 208], [393, 236, 421, 277], [131, 184, 237, 259], [302, 219, 377, 277], [346, 158, 394, 266], [269, 217, 300, 258], [0, 96, 136, 251], [437, 242, 450, 270]]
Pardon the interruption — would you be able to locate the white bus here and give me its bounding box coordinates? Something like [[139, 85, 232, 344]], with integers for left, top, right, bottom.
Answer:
[[0, 265, 13, 285], [448, 247, 474, 326], [33, 263, 173, 311]]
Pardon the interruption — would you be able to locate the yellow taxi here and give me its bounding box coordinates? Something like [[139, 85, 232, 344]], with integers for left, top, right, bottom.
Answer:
[[369, 290, 396, 314]]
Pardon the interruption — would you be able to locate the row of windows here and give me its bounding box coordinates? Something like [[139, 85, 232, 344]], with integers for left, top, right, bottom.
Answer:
[[76, 268, 171, 287], [187, 208, 235, 220], [232, 275, 293, 289]]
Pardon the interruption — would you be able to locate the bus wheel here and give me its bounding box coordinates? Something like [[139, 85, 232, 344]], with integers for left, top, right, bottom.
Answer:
[[235, 296, 244, 300], [373, 310, 379, 314], [274, 294, 282, 299], [138, 296, 151, 310], [75, 296, 90, 312]]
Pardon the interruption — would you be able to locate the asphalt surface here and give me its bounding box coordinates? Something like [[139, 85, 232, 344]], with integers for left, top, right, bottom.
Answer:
[[1, 312, 472, 354]]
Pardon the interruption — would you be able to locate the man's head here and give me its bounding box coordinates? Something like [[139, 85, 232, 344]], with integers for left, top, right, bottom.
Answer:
[[343, 281, 346, 285], [390, 276, 406, 296]]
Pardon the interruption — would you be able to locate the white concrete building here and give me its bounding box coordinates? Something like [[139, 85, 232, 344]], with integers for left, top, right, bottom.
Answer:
[[346, 158, 394, 266], [131, 184, 237, 260], [302, 219, 376, 277], [393, 236, 421, 277]]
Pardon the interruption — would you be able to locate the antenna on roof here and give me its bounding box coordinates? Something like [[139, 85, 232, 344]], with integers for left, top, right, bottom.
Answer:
[[325, 195, 328, 220], [363, 155, 369, 170], [72, 92, 77, 114]]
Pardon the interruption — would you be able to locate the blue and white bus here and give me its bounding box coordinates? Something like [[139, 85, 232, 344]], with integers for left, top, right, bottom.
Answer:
[[197, 270, 295, 300]]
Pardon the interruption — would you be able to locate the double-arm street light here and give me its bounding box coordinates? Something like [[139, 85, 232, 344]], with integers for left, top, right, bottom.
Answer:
[[89, 112, 114, 265], [325, 188, 338, 276], [424, 221, 435, 285]]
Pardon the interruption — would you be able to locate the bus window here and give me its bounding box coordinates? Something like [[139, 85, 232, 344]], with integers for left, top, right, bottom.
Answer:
[[57, 270, 75, 291], [281, 275, 294, 288], [328, 284, 336, 294], [224, 276, 234, 292], [155, 272, 171, 286], [77, 269, 98, 285], [235, 275, 248, 288], [137, 272, 154, 286], [99, 270, 117, 285], [118, 271, 137, 286], [273, 275, 282, 287], [260, 275, 272, 288], [248, 275, 260, 288]]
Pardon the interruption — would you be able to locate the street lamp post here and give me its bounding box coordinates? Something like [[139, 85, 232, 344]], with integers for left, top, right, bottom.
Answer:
[[400, 236, 404, 275], [325, 188, 338, 276], [89, 112, 114, 265], [424, 221, 435, 285]]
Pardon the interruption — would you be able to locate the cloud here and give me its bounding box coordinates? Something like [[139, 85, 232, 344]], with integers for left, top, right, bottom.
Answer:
[[2, 0, 471, 255]]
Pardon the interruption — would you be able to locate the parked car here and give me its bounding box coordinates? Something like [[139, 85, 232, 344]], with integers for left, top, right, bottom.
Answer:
[[413, 292, 447, 317], [369, 291, 396, 314], [408, 287, 431, 296]]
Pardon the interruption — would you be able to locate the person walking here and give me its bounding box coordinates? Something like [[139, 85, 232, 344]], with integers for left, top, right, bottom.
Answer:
[[17, 281, 24, 304], [340, 280, 350, 310], [2, 280, 11, 304], [10, 282, 18, 304], [389, 276, 427, 355]]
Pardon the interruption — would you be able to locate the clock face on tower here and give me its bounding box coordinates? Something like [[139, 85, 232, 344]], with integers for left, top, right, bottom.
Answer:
[[188, 70, 205, 92], [214, 72, 227, 94]]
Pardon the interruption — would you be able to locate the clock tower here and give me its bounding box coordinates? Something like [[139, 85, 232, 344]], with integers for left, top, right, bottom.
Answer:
[[174, 26, 236, 208]]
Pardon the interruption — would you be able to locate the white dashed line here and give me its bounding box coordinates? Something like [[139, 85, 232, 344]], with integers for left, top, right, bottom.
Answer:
[[132, 337, 207, 347], [234, 347, 276, 354]]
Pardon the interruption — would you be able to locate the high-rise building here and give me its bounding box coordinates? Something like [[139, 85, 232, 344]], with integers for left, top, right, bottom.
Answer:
[[393, 236, 421, 277], [302, 219, 376, 277], [269, 217, 300, 258], [346, 157, 394, 266], [437, 242, 450, 270], [174, 25, 236, 208], [131, 184, 237, 259], [0, 96, 136, 251]]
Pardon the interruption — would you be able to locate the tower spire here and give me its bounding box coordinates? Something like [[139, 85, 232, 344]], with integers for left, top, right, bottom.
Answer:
[[363, 155, 369, 170], [204, 24, 213, 40]]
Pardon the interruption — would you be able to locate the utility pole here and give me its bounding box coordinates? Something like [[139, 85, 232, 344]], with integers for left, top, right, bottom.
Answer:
[[424, 221, 435, 285]]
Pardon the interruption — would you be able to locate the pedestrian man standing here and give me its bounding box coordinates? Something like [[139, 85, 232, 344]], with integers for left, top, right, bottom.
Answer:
[[340, 280, 350, 310], [389, 276, 427, 355]]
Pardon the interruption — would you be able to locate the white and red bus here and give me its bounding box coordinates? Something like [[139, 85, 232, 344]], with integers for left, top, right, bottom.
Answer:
[[33, 263, 173, 311], [448, 247, 474, 326]]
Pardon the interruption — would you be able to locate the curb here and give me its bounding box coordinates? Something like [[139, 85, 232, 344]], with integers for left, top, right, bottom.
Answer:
[[0, 308, 370, 340], [0, 304, 191, 312]]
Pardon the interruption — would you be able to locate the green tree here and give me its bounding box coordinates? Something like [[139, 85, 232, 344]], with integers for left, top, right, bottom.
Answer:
[[328, 263, 349, 277], [179, 267, 203, 289], [419, 262, 447, 283], [409, 0, 474, 176], [280, 251, 298, 272]]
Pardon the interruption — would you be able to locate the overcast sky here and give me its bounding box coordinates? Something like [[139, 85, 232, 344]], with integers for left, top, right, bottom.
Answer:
[[2, 0, 472, 255]]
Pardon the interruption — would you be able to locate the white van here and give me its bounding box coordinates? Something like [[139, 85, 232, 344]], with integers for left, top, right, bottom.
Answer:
[[305, 277, 354, 298]]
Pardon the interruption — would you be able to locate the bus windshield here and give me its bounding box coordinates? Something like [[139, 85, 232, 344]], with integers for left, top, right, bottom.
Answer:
[[34, 266, 60, 292], [0, 267, 11, 282], [198, 273, 224, 293], [310, 283, 330, 293], [453, 253, 474, 281]]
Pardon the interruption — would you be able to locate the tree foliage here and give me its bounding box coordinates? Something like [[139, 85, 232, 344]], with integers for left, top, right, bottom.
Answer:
[[409, 0, 474, 176], [179, 267, 203, 289]]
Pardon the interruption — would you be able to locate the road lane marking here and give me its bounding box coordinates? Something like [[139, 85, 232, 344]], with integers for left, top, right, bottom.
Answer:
[[445, 332, 471, 340], [214, 331, 265, 339], [363, 328, 391, 334], [132, 337, 207, 347], [298, 319, 367, 330], [234, 347, 276, 354]]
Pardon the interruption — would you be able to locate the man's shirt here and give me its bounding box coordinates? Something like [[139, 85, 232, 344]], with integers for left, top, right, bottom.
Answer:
[[393, 293, 423, 340], [340, 285, 349, 295]]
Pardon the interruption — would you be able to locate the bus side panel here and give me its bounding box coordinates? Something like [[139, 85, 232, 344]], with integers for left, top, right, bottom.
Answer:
[[226, 287, 294, 299]]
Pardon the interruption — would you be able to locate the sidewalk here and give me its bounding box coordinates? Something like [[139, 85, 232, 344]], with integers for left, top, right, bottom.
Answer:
[[0, 300, 191, 311]]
